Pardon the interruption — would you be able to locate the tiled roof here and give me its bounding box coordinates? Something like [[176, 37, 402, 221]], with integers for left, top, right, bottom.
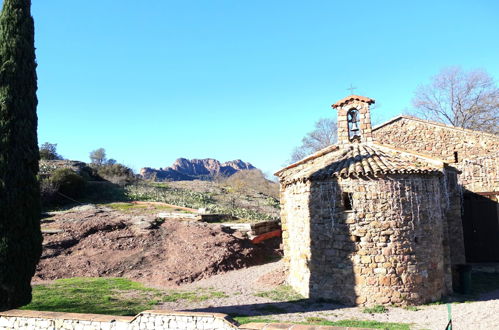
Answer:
[[276, 143, 445, 185], [332, 95, 375, 109], [372, 115, 499, 139]]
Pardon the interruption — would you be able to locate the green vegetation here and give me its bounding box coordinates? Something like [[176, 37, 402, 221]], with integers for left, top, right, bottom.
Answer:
[[403, 305, 421, 311], [363, 305, 388, 314], [233, 315, 410, 329], [82, 181, 128, 204], [255, 285, 304, 302], [22, 277, 227, 316], [104, 202, 192, 214], [50, 168, 86, 198], [95, 162, 136, 185], [0, 0, 42, 310], [39, 142, 62, 161], [22, 278, 158, 316], [125, 183, 277, 221], [231, 315, 278, 324], [320, 319, 410, 330], [161, 288, 227, 302]]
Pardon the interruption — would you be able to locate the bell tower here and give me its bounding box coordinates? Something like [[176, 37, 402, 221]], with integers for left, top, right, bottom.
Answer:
[[332, 95, 375, 144]]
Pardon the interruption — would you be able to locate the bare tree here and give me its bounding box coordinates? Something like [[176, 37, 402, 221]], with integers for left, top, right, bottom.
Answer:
[[412, 67, 499, 134], [89, 148, 107, 166], [290, 117, 337, 162]]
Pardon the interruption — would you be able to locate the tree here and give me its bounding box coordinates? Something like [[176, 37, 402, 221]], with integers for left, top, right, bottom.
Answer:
[[0, 0, 42, 310], [412, 67, 499, 134], [39, 142, 62, 160], [290, 117, 337, 162], [89, 147, 106, 166]]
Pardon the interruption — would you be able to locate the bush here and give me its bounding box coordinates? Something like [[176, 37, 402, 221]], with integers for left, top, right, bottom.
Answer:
[[50, 168, 86, 199], [95, 163, 135, 185], [224, 169, 279, 198]]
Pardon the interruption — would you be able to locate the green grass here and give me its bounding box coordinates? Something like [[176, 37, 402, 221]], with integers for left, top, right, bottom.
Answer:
[[161, 288, 227, 302], [22, 277, 227, 316], [232, 315, 278, 324], [363, 305, 388, 314], [22, 277, 158, 316], [233, 315, 410, 329], [403, 305, 421, 311], [255, 285, 304, 301]]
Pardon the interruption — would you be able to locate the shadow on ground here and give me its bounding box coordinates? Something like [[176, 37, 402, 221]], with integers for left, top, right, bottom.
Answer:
[[185, 299, 349, 317]]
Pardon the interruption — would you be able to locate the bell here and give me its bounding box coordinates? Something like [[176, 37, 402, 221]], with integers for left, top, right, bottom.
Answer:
[[350, 121, 359, 132]]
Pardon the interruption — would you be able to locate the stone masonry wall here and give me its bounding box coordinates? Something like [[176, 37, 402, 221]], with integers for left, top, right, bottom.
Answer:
[[281, 175, 452, 306], [456, 151, 499, 192], [280, 180, 312, 297], [372, 116, 499, 192], [0, 310, 237, 330]]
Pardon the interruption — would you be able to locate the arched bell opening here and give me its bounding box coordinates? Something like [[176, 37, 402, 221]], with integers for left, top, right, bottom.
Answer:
[[347, 108, 361, 142]]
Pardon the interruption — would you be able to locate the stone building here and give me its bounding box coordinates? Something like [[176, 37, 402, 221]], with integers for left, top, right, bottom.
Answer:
[[275, 95, 465, 306], [372, 115, 499, 262]]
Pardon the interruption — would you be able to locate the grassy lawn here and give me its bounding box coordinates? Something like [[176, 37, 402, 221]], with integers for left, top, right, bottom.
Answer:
[[232, 315, 410, 329], [22, 277, 225, 316]]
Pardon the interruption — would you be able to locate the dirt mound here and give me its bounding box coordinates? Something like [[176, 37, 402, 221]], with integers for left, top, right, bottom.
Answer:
[[36, 205, 269, 286]]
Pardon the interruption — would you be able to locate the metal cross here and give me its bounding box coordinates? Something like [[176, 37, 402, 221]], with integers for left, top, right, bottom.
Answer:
[[347, 84, 357, 94]]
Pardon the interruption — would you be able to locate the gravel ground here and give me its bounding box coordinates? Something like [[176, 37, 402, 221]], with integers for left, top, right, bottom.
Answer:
[[160, 260, 499, 330]]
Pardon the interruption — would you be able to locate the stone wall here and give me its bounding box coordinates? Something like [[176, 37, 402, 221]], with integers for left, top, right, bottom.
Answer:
[[280, 180, 312, 297], [0, 310, 237, 330], [281, 175, 454, 306], [372, 116, 499, 192], [456, 151, 499, 192]]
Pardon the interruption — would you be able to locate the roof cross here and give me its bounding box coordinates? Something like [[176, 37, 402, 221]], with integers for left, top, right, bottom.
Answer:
[[347, 84, 357, 95]]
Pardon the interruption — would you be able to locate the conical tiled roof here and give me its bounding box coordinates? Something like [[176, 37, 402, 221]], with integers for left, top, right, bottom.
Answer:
[[276, 142, 445, 185]]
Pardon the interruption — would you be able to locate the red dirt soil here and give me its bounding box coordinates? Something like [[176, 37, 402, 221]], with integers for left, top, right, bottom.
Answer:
[[36, 205, 278, 286]]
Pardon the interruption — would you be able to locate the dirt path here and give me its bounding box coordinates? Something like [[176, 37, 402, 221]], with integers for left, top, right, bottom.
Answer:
[[163, 260, 499, 330]]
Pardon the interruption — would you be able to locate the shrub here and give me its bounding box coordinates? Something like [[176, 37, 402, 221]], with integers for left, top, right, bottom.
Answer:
[[224, 169, 279, 198], [50, 168, 86, 199], [96, 163, 135, 185]]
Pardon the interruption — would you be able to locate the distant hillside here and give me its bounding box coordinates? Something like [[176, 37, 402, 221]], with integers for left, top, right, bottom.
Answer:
[[140, 158, 256, 181]]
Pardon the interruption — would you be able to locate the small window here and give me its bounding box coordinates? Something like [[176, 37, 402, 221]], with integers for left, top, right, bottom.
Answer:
[[342, 192, 353, 211], [453, 151, 459, 163]]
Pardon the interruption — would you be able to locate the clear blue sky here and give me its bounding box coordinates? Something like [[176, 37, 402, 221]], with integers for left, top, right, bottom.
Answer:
[[31, 0, 499, 175]]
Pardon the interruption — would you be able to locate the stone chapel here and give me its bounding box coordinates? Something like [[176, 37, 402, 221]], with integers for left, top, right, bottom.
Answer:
[[275, 95, 466, 306]]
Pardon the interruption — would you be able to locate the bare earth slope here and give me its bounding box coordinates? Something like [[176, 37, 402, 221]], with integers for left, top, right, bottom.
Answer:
[[36, 205, 265, 286]]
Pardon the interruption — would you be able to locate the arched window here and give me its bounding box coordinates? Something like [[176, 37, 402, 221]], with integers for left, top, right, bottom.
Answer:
[[347, 108, 361, 141]]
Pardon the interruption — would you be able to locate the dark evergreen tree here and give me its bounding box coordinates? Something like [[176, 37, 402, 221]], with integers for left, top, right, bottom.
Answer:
[[0, 0, 42, 310]]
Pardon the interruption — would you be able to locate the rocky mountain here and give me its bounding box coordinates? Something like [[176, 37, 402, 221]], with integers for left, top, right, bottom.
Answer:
[[140, 158, 256, 181]]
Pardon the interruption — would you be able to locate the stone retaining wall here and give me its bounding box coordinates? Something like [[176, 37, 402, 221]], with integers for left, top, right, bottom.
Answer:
[[0, 310, 356, 330], [0, 310, 236, 330]]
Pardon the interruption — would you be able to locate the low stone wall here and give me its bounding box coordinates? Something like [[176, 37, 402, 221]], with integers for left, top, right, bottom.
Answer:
[[0, 310, 355, 330], [0, 309, 237, 330]]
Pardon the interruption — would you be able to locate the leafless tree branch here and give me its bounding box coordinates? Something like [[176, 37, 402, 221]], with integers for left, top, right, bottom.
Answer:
[[412, 67, 499, 134]]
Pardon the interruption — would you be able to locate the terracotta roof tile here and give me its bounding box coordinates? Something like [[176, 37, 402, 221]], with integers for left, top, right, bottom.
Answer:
[[276, 143, 444, 185], [332, 95, 375, 109]]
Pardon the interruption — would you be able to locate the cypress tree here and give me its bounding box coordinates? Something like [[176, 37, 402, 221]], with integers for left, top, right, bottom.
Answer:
[[0, 0, 42, 310]]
